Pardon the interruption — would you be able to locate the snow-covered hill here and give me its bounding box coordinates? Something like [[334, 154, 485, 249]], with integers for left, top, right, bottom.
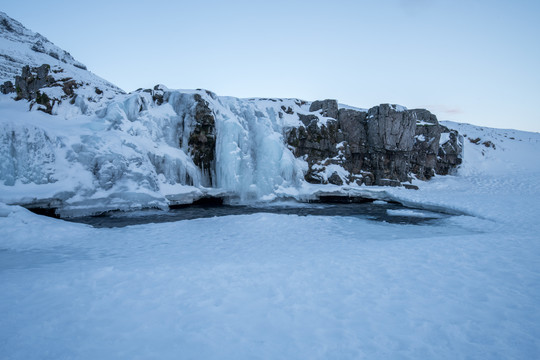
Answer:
[[0, 11, 120, 94], [383, 121, 540, 227]]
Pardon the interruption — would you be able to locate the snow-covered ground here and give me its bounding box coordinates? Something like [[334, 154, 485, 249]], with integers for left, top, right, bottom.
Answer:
[[1, 123, 539, 359]]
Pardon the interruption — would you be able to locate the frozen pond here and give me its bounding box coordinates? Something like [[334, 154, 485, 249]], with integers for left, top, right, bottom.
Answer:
[[64, 201, 452, 228]]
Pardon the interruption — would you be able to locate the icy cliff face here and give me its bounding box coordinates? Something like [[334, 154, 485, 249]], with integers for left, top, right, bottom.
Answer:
[[0, 86, 314, 214]]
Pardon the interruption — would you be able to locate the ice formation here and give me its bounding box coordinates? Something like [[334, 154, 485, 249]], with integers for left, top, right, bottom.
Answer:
[[0, 76, 462, 216], [0, 11, 462, 216], [0, 88, 322, 215]]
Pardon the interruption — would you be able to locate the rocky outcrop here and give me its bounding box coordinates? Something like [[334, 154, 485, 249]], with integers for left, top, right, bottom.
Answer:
[[364, 104, 416, 183], [436, 127, 463, 175], [410, 109, 441, 179], [286, 100, 463, 186], [14, 64, 55, 100], [2, 64, 86, 114], [286, 110, 343, 184], [310, 99, 339, 119], [0, 80, 14, 94], [188, 94, 217, 183]]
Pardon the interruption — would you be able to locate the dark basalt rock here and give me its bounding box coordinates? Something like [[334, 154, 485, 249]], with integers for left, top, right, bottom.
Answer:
[[1, 17, 15, 32], [286, 117, 343, 184], [281, 105, 294, 114], [0, 80, 15, 94], [35, 90, 53, 113], [436, 126, 463, 175], [188, 94, 216, 184], [364, 104, 417, 183], [403, 183, 419, 190], [366, 104, 416, 151], [328, 172, 344, 185], [338, 109, 368, 154], [309, 99, 339, 119], [286, 101, 463, 186], [410, 109, 440, 180], [15, 64, 55, 101], [152, 84, 165, 105], [8, 64, 83, 114], [62, 79, 78, 96], [73, 63, 87, 70]]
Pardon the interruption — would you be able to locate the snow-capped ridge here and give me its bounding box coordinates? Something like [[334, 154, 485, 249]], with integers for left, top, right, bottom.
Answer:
[[0, 11, 122, 99], [0, 12, 85, 71]]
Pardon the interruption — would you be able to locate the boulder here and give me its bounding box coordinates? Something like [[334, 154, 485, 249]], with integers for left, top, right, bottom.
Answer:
[[403, 183, 419, 190], [0, 80, 15, 94], [309, 99, 339, 119], [15, 64, 55, 101], [328, 172, 344, 185]]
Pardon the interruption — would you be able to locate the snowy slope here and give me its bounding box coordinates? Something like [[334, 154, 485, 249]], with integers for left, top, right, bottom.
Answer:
[[0, 122, 539, 359], [0, 11, 120, 94], [382, 121, 540, 227]]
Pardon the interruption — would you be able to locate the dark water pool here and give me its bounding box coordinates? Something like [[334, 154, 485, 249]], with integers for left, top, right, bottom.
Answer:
[[64, 201, 450, 228]]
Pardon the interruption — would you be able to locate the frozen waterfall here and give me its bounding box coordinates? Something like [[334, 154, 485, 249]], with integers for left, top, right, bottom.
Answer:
[[0, 89, 312, 215]]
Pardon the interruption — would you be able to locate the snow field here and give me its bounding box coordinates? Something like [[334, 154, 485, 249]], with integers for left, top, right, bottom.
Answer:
[[1, 206, 539, 359]]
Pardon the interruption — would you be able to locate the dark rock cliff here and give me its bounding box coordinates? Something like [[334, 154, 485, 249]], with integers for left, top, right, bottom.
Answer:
[[286, 99, 462, 186], [188, 94, 217, 184]]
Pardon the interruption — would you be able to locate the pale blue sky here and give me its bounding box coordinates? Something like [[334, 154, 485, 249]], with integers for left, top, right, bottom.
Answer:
[[3, 0, 540, 131]]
